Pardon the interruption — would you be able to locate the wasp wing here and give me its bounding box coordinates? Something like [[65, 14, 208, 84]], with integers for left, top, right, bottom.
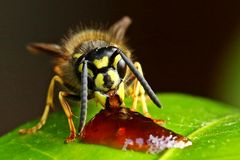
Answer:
[[27, 43, 69, 59]]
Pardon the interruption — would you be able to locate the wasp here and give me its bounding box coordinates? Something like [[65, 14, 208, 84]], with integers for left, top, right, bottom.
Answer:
[[19, 16, 161, 143]]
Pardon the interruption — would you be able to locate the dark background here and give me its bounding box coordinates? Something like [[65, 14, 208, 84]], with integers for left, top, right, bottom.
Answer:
[[0, 0, 240, 135]]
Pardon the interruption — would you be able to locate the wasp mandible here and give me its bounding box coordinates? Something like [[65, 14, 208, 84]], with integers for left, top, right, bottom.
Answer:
[[19, 16, 161, 143]]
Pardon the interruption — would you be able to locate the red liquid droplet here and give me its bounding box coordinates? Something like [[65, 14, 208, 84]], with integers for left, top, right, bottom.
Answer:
[[80, 107, 191, 153]]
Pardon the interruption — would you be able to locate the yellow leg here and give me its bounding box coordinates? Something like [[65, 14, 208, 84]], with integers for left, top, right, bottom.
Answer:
[[19, 75, 63, 134], [139, 81, 151, 117], [131, 74, 140, 111], [59, 91, 76, 143], [128, 62, 151, 117]]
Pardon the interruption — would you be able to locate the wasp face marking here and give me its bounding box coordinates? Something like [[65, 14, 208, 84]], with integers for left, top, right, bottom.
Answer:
[[75, 46, 126, 93], [94, 73, 107, 91], [106, 69, 120, 89], [94, 68, 121, 92], [93, 56, 109, 69], [103, 73, 113, 88]]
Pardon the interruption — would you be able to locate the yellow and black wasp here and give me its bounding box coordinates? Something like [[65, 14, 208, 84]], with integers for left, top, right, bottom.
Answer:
[[19, 16, 161, 143]]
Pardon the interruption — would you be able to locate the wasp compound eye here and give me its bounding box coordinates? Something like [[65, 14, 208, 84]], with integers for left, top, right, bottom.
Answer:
[[116, 57, 126, 79]]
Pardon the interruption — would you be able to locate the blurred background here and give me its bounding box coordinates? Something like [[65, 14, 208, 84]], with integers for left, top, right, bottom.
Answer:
[[0, 0, 240, 135]]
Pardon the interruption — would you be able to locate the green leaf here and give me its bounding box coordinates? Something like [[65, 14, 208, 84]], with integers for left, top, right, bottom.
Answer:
[[0, 93, 240, 160]]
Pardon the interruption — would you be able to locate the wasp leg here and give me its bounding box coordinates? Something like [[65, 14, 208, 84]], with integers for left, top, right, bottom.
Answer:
[[125, 62, 152, 117], [19, 75, 63, 134], [125, 63, 165, 124], [59, 91, 77, 143]]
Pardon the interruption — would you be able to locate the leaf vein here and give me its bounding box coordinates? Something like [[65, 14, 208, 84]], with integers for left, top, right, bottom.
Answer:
[[13, 141, 57, 160], [159, 113, 240, 160]]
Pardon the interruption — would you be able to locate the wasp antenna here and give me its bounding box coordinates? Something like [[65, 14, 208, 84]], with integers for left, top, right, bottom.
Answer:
[[116, 49, 162, 108], [78, 61, 88, 134]]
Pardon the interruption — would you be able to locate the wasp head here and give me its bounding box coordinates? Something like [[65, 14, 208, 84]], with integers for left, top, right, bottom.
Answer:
[[74, 46, 126, 93]]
